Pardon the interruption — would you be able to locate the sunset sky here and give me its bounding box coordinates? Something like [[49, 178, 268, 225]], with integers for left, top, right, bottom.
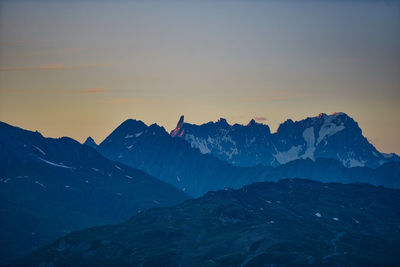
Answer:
[[0, 0, 399, 153]]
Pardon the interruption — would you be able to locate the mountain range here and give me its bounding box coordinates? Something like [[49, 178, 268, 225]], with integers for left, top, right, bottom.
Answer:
[[0, 121, 188, 264], [95, 114, 400, 197], [1, 112, 399, 264], [13, 179, 400, 266], [171, 112, 399, 168]]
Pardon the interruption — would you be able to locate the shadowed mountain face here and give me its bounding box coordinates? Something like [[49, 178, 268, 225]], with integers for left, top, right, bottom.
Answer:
[[14, 179, 400, 267], [97, 119, 400, 197], [0, 121, 189, 264], [171, 113, 399, 168], [83, 136, 98, 149]]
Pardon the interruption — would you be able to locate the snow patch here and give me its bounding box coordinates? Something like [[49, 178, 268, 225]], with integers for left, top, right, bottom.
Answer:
[[342, 158, 366, 168], [221, 134, 236, 145], [315, 212, 322, 218], [35, 181, 45, 188], [40, 158, 72, 169], [223, 147, 239, 160], [185, 134, 211, 154], [33, 145, 46, 155], [273, 145, 302, 164], [302, 127, 315, 160], [382, 153, 395, 159], [317, 118, 345, 145], [336, 153, 366, 168], [247, 137, 256, 146], [332, 217, 339, 221]]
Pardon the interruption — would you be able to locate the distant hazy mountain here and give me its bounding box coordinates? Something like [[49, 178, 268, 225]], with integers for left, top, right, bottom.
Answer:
[[171, 113, 399, 168], [96, 118, 400, 197], [0, 121, 188, 264], [14, 179, 400, 266]]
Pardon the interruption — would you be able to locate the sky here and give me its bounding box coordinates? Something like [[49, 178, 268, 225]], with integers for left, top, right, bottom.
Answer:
[[0, 0, 399, 153]]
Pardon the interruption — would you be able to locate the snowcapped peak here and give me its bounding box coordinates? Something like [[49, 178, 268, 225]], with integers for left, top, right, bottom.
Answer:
[[313, 113, 353, 126], [330, 112, 346, 117], [317, 112, 349, 121]]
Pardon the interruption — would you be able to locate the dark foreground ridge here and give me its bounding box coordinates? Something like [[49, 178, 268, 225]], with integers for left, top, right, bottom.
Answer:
[[13, 179, 400, 266], [0, 121, 189, 264]]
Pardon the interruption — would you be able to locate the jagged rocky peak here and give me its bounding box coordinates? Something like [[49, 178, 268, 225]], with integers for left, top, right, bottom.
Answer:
[[317, 112, 360, 133], [120, 118, 148, 130], [178, 115, 184, 125], [319, 112, 350, 121], [276, 119, 294, 133], [247, 119, 257, 126], [83, 136, 98, 149], [171, 115, 185, 137], [246, 118, 268, 127], [98, 119, 149, 145], [277, 112, 353, 133], [115, 119, 150, 136], [216, 117, 229, 126], [148, 123, 168, 135], [245, 118, 271, 134]]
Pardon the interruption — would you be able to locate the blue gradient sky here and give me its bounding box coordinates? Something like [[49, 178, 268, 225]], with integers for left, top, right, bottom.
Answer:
[[0, 0, 399, 153]]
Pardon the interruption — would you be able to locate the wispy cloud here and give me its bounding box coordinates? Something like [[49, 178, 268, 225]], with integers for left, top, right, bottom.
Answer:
[[78, 88, 108, 94], [254, 116, 267, 122], [104, 97, 156, 105], [0, 63, 109, 72], [55, 88, 109, 94], [31, 47, 88, 56], [40, 63, 69, 70], [0, 87, 109, 94]]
